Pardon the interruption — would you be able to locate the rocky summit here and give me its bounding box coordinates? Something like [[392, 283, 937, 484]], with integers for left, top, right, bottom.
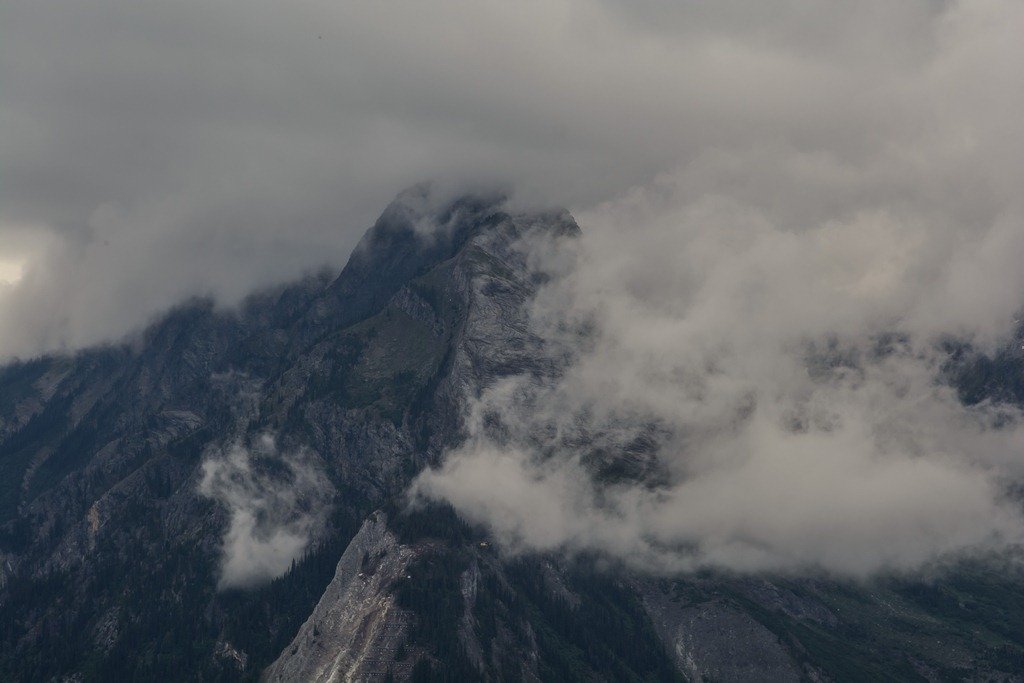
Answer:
[[2, 187, 1024, 682]]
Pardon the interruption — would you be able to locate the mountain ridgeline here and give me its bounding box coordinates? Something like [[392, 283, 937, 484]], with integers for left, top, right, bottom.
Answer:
[[1, 187, 1024, 682]]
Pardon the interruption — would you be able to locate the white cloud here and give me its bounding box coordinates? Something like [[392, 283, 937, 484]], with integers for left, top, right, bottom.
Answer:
[[413, 0, 1024, 574], [415, 164, 1024, 575], [199, 434, 334, 589], [0, 260, 24, 287]]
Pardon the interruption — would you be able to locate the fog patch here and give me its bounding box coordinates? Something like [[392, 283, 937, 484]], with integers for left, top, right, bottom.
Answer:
[[199, 434, 334, 589]]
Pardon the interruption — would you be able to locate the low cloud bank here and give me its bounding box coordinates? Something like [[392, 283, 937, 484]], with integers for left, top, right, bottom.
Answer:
[[199, 435, 334, 589], [414, 0, 1024, 579], [415, 169, 1024, 576]]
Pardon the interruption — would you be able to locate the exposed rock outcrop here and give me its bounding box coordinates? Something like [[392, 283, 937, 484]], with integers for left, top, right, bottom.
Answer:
[[264, 512, 417, 683], [639, 581, 802, 683]]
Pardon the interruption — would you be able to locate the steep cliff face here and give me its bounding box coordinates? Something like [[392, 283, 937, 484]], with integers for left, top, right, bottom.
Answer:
[[262, 512, 417, 683], [2, 187, 1024, 682]]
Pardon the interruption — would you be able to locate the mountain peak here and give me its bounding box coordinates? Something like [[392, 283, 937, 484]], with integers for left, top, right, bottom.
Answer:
[[312, 185, 576, 334], [356, 183, 508, 259]]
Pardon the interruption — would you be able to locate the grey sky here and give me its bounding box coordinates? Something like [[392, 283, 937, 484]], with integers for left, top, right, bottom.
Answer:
[[5, 0, 1012, 358]]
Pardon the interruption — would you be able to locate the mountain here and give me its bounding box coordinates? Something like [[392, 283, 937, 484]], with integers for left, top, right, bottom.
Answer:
[[2, 186, 1024, 681]]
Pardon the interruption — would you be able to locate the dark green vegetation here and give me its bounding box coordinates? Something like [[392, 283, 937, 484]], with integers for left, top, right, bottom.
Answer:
[[389, 504, 684, 683], [655, 565, 1024, 682], [0, 512, 353, 681]]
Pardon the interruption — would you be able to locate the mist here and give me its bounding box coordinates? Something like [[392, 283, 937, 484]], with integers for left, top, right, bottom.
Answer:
[[199, 434, 334, 589], [414, 161, 1024, 575], [412, 0, 1024, 576]]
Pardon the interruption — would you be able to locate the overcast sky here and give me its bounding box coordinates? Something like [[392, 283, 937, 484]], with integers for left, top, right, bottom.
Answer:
[[3, 0, 1018, 359]]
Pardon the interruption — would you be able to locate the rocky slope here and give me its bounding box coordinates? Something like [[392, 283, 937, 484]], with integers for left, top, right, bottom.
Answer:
[[1, 186, 1024, 682], [263, 512, 418, 683]]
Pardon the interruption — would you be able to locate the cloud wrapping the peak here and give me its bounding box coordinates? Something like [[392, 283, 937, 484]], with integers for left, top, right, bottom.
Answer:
[[415, 162, 1024, 575], [412, 0, 1024, 574]]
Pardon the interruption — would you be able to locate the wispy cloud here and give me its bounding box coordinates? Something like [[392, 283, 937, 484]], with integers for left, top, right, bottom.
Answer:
[[414, 0, 1024, 575], [199, 434, 334, 589]]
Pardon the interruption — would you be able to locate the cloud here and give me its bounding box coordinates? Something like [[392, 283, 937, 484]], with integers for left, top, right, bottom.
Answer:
[[413, 0, 1024, 576], [3, 0, 1021, 359], [199, 434, 334, 589], [414, 165, 1024, 575]]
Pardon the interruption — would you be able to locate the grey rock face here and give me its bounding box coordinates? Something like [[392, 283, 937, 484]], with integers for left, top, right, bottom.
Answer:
[[734, 578, 837, 627], [263, 512, 417, 683], [639, 582, 802, 683]]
